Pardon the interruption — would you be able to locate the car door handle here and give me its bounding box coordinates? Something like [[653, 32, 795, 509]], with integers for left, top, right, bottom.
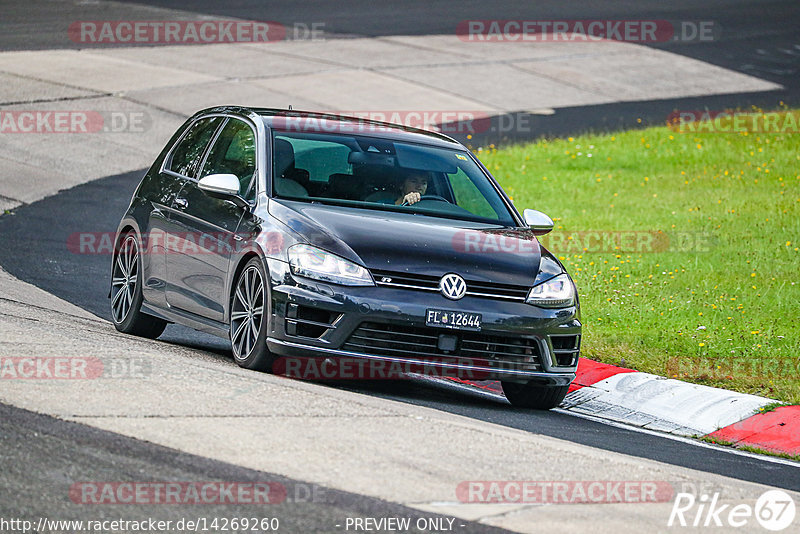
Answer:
[[174, 198, 188, 209]]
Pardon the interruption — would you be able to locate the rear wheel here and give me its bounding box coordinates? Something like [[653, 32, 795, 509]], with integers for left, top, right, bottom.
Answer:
[[501, 381, 569, 410], [230, 257, 274, 371], [111, 232, 167, 338]]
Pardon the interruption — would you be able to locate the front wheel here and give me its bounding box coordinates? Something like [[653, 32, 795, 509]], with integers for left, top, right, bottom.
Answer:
[[501, 381, 569, 410], [230, 257, 274, 371], [111, 232, 167, 338]]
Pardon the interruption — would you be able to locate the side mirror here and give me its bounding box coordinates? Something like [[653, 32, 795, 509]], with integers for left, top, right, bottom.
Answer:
[[523, 209, 554, 235], [198, 174, 250, 208]]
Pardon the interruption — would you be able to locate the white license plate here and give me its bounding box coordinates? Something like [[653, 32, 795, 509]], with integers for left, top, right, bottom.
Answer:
[[425, 309, 482, 331]]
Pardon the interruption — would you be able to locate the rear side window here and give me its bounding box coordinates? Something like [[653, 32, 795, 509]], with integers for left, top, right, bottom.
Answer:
[[293, 139, 351, 181], [200, 119, 257, 200], [167, 117, 221, 177]]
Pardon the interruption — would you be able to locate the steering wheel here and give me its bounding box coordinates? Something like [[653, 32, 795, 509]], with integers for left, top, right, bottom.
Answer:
[[402, 194, 451, 206]]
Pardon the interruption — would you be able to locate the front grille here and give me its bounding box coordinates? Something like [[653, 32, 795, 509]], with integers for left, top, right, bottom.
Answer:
[[342, 321, 542, 372], [371, 269, 529, 302], [550, 334, 581, 367]]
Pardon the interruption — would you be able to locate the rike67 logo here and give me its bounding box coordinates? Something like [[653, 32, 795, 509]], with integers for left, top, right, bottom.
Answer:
[[669, 490, 796, 531]]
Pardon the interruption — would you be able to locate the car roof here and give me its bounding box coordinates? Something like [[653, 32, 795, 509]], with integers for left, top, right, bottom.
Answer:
[[192, 106, 466, 149]]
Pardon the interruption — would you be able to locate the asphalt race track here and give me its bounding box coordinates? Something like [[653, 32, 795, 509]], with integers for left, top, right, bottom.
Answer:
[[0, 403, 511, 533], [0, 169, 797, 493]]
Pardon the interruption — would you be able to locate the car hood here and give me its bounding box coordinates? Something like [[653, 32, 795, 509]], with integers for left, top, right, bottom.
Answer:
[[269, 200, 543, 287]]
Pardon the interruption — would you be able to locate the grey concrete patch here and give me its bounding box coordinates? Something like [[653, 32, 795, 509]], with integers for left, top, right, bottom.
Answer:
[[0, 98, 182, 200], [389, 63, 612, 111], [0, 154, 69, 209], [0, 156, 75, 206], [127, 79, 322, 116], [262, 69, 490, 112], [512, 50, 782, 101], [381, 35, 637, 62], [0, 50, 221, 94], [93, 42, 334, 79], [261, 37, 466, 68], [0, 72, 99, 104]]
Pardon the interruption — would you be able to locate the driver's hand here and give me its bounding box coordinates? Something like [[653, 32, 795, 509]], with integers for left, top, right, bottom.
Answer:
[[403, 192, 421, 205]]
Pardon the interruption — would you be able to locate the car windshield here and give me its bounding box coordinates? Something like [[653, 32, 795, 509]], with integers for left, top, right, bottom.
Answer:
[[270, 130, 516, 225]]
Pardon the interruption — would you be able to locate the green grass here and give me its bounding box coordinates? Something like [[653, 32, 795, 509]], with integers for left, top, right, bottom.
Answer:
[[755, 401, 786, 415], [476, 109, 800, 404]]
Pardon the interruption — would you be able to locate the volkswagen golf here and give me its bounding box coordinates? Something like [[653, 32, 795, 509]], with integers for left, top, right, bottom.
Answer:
[[110, 106, 581, 409]]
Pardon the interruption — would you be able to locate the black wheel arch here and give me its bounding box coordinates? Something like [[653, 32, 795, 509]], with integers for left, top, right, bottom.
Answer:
[[226, 251, 270, 325]]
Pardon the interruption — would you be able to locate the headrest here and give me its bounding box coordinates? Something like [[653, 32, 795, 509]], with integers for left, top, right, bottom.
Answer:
[[274, 138, 296, 177]]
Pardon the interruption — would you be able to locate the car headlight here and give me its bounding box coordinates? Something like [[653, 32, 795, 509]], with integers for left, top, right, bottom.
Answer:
[[526, 273, 575, 308], [288, 244, 374, 286]]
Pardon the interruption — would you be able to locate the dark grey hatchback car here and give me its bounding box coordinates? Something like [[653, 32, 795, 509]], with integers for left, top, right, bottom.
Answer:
[[111, 106, 581, 409]]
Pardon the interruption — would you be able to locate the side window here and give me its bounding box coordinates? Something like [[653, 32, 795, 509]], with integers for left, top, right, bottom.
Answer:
[[167, 117, 221, 177], [448, 167, 499, 219], [200, 119, 257, 200]]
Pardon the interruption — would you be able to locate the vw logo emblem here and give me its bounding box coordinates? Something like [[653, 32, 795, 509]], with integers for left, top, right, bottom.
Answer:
[[439, 273, 467, 300]]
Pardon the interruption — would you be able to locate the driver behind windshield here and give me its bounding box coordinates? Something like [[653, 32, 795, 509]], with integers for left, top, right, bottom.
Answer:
[[366, 169, 429, 206]]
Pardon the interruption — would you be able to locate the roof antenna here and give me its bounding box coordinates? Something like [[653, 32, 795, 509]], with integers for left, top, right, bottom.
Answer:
[[288, 104, 293, 110]]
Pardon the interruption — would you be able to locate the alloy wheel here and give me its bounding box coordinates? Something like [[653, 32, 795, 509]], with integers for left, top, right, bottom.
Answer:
[[231, 265, 265, 361], [111, 235, 139, 324]]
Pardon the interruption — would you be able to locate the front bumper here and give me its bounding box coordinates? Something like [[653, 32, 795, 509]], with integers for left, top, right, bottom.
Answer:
[[265, 260, 581, 384]]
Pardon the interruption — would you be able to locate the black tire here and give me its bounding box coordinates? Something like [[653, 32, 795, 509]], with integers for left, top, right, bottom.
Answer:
[[501, 381, 570, 410], [230, 257, 274, 372], [111, 232, 167, 339]]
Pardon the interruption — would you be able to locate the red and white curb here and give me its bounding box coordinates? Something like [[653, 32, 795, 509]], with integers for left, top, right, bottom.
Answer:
[[561, 360, 771, 437], [708, 405, 800, 455], [424, 358, 800, 457]]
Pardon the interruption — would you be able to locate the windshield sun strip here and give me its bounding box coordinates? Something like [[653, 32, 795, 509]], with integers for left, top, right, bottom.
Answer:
[[274, 195, 516, 227]]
